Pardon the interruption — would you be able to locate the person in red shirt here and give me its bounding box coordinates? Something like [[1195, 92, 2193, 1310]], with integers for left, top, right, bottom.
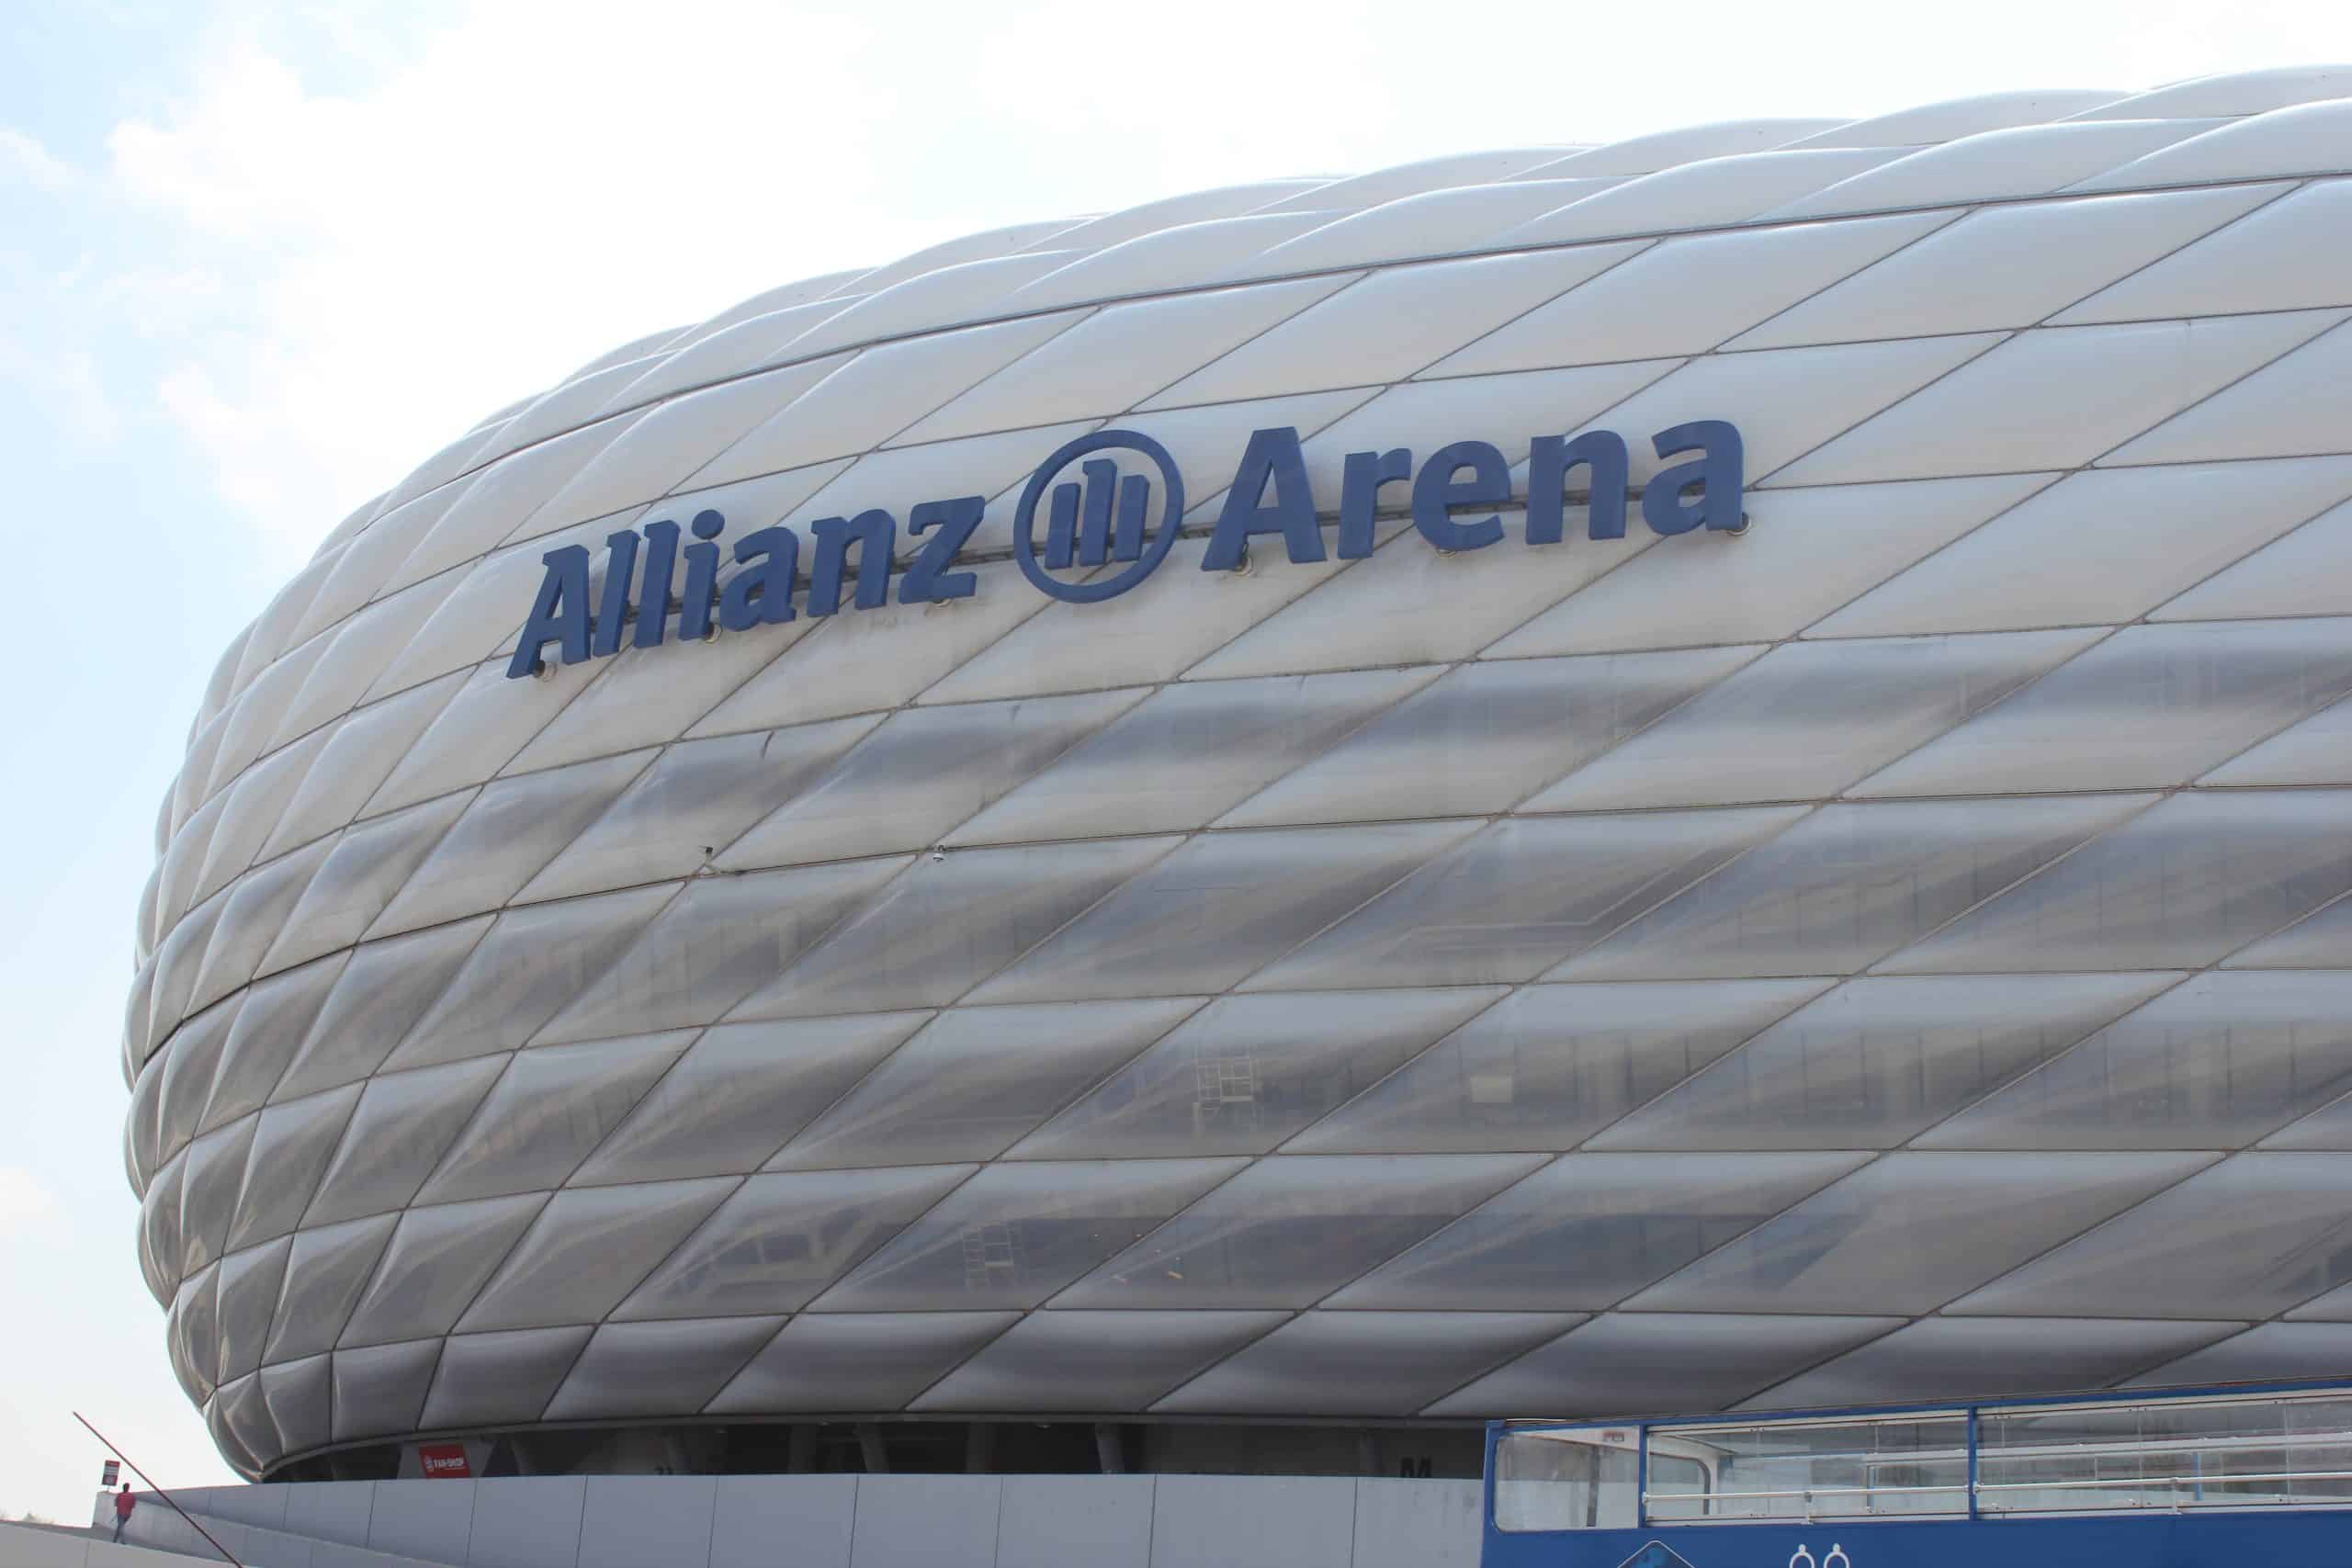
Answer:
[[111, 1483, 135, 1542]]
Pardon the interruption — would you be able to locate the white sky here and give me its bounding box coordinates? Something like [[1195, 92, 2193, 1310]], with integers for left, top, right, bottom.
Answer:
[[3, 0, 2350, 1525]]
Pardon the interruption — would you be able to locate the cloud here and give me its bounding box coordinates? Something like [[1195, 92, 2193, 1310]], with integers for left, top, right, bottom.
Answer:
[[0, 1168, 54, 1235], [0, 128, 73, 190]]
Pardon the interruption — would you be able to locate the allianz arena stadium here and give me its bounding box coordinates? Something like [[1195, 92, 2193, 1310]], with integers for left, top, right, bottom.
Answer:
[[130, 68, 2352, 1483]]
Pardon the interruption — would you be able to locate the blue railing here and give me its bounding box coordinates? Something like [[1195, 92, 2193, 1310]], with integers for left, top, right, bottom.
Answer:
[[1481, 1378, 2352, 1568]]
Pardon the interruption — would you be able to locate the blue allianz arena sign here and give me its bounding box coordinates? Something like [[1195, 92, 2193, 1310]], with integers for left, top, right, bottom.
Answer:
[[507, 420, 1743, 678]]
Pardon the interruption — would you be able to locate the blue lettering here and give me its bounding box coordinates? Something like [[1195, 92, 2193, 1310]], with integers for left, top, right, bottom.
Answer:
[[1204, 425, 1323, 570]]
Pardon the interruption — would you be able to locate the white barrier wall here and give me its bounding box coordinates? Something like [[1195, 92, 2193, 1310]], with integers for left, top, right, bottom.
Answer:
[[95, 1475, 1480, 1568]]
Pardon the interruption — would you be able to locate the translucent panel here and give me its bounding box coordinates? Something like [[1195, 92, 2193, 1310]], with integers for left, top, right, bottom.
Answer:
[[259, 1352, 331, 1461], [497, 582, 829, 778], [1011, 213, 1321, 309], [952, 671, 1435, 845], [142, 895, 224, 1066], [260, 796, 474, 976], [2055, 180, 2352, 325], [2073, 66, 2352, 121], [518, 720, 881, 904], [169, 1264, 220, 1403], [1143, 246, 1645, 407], [1952, 1153, 2352, 1319], [777, 419, 1096, 566], [2210, 694, 2352, 789], [535, 858, 908, 1043], [1530, 119, 1839, 177], [1014, 988, 1506, 1160], [413, 1032, 691, 1205], [2127, 1323, 2352, 1388], [211, 1372, 270, 1477], [418, 1325, 595, 1429], [709, 1312, 1020, 1414], [384, 886, 679, 1070], [730, 840, 1183, 1021], [615, 1165, 973, 1319], [787, 250, 1076, 355], [184, 836, 333, 1021], [1532, 631, 2098, 810], [1287, 979, 1830, 1155], [694, 560, 1056, 739], [1922, 973, 2352, 1151], [329, 1337, 440, 1441], [256, 671, 466, 861], [2161, 498, 2352, 622], [362, 627, 605, 807], [1861, 620, 2352, 797], [299, 1055, 508, 1229], [1250, 810, 1808, 992], [2232, 892, 2352, 969], [1812, 457, 2352, 637], [1634, 1150, 2217, 1315], [204, 949, 347, 1133], [267, 907, 486, 1104], [1157, 1311, 1577, 1416], [1332, 1152, 1870, 1310], [923, 535, 1381, 704], [396, 418, 631, 586], [1774, 312, 2344, 487], [912, 1311, 1289, 1413], [190, 728, 331, 916], [1732, 185, 2282, 349], [1222, 649, 1758, 828], [571, 1013, 929, 1187], [457, 1178, 739, 1334], [1493, 474, 2051, 658], [1892, 790, 2352, 974], [814, 1158, 1245, 1311], [127, 1048, 168, 1190], [263, 1213, 398, 1364], [971, 824, 1478, 1006], [1756, 1318, 2244, 1410], [892, 278, 1349, 446], [224, 1085, 361, 1252], [177, 1114, 259, 1277], [2108, 312, 2352, 466], [213, 1236, 291, 1385], [718, 693, 1145, 871], [1597, 973, 2182, 1152], [367, 750, 657, 937], [154, 1002, 238, 1168], [1770, 118, 2211, 219], [1055, 1154, 1544, 1309], [2264, 1076, 2352, 1151], [289, 566, 464, 730], [140, 1155, 184, 1302], [695, 317, 1070, 484], [542, 1316, 785, 1420], [1564, 795, 2151, 982], [1429, 1313, 1904, 1419], [1184, 511, 1657, 682], [770, 998, 1204, 1169], [1587, 334, 2005, 491], [1434, 212, 1945, 374], [1251, 179, 1616, 273], [335, 1193, 547, 1348], [526, 373, 804, 539]]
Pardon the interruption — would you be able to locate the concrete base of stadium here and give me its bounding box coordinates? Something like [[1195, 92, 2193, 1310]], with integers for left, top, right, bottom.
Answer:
[[96, 1472, 1481, 1568]]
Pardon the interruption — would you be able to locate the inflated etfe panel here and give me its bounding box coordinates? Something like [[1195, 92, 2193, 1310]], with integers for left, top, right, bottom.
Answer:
[[130, 67, 2352, 1477]]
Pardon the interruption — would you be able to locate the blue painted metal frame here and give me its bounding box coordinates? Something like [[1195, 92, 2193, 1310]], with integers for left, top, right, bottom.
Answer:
[[1480, 1377, 2352, 1568]]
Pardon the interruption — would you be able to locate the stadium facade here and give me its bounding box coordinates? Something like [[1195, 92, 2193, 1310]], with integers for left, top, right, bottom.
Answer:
[[128, 68, 2352, 1483]]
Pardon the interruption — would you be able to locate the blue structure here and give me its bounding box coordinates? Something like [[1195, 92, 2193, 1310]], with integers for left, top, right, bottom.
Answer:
[[1481, 1380, 2352, 1567]]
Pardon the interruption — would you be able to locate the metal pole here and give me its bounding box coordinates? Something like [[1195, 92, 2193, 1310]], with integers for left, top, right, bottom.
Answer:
[[72, 1411, 245, 1567]]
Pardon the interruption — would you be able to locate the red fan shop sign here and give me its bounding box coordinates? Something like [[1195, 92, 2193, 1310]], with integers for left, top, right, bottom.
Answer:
[[417, 1444, 472, 1480]]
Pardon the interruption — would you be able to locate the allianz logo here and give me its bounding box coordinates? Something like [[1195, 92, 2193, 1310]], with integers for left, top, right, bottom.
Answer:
[[507, 418, 1746, 679]]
